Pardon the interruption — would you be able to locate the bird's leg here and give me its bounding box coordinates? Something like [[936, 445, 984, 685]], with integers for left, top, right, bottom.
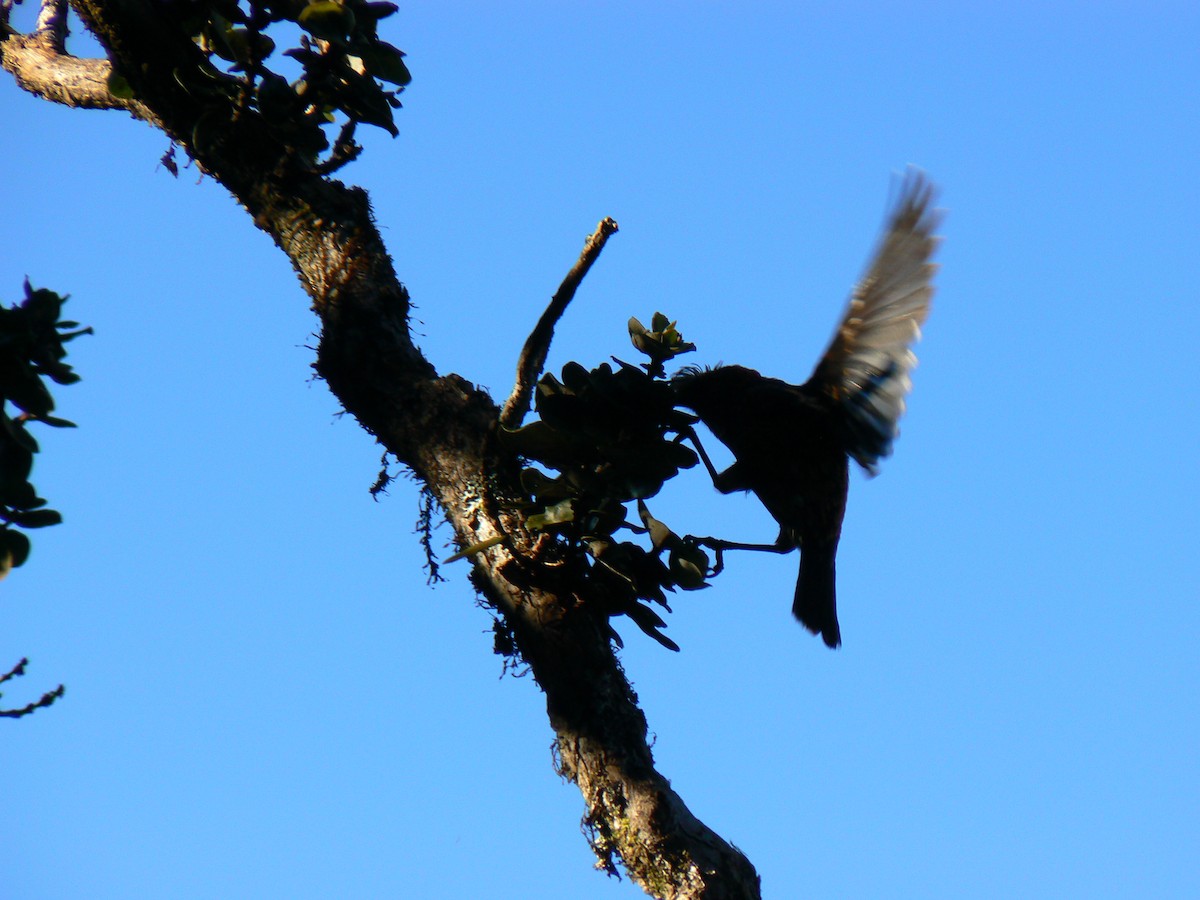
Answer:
[[679, 425, 722, 486], [698, 537, 793, 554], [691, 533, 795, 577], [678, 426, 749, 494]]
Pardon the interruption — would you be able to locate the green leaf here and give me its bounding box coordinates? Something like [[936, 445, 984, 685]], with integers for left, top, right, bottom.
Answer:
[[536, 372, 566, 398], [223, 28, 276, 69], [2, 415, 39, 453], [59, 326, 94, 344], [360, 1, 400, 23], [618, 472, 666, 501], [586, 538, 612, 558], [356, 41, 411, 86], [659, 439, 699, 470], [7, 373, 55, 417], [25, 286, 64, 322], [628, 317, 654, 356], [0, 482, 40, 511], [534, 391, 592, 432], [628, 311, 697, 365], [669, 542, 710, 590], [637, 500, 673, 550], [107, 72, 136, 101], [38, 362, 82, 386], [526, 499, 574, 531], [500, 420, 590, 467], [0, 439, 34, 487], [8, 508, 62, 529], [298, 1, 356, 41], [35, 415, 77, 429], [560, 361, 590, 392], [335, 70, 398, 135], [520, 468, 574, 503], [579, 498, 627, 539], [256, 73, 300, 123], [1, 528, 30, 569]]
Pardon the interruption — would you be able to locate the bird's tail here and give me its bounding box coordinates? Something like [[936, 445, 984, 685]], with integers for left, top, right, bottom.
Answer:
[[793, 544, 841, 648]]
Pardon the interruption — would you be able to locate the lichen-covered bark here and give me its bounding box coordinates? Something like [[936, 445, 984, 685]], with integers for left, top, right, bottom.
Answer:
[[3, 4, 761, 896]]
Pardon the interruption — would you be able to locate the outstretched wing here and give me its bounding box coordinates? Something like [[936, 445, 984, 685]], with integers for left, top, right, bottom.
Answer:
[[806, 169, 941, 474]]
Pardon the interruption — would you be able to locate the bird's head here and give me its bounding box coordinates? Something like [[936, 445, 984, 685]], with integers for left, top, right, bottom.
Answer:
[[671, 364, 765, 418]]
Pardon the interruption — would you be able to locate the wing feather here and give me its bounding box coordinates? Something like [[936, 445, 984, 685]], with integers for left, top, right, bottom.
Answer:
[[807, 169, 942, 473]]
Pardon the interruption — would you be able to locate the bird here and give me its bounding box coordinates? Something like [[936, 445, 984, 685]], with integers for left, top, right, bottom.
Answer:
[[671, 171, 940, 648]]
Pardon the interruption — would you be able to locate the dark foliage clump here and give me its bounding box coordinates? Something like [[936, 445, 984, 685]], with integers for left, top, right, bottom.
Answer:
[[501, 314, 711, 650]]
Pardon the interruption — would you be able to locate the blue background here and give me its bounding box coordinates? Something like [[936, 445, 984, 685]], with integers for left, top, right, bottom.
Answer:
[[3, 4, 1197, 898]]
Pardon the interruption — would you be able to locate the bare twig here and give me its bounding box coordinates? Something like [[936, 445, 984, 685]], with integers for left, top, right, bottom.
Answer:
[[0, 683, 65, 718], [0, 658, 65, 719], [499, 217, 619, 428], [0, 656, 27, 686], [311, 120, 362, 175], [35, 0, 68, 52]]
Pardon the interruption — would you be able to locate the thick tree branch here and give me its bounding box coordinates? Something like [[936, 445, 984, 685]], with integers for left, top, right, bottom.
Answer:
[[0, 6, 153, 115], [9, 5, 761, 896], [500, 216, 619, 428]]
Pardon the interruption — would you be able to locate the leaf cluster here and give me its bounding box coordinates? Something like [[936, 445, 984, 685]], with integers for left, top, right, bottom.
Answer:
[[0, 282, 90, 579], [157, 0, 410, 167], [501, 314, 709, 650], [628, 312, 696, 379]]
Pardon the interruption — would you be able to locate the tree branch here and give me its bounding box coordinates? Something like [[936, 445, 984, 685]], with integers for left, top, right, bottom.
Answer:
[[499, 216, 619, 428], [35, 0, 68, 52], [0, 658, 65, 719], [10, 6, 760, 896], [0, 6, 154, 116]]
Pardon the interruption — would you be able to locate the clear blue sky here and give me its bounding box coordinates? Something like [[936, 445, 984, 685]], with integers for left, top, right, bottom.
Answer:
[[3, 4, 1197, 898]]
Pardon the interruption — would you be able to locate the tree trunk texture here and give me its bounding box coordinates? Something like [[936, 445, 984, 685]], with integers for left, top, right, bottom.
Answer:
[[2, 5, 762, 896]]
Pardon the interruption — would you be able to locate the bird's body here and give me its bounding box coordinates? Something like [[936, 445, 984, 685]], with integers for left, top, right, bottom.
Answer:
[[672, 172, 941, 647], [673, 367, 849, 644]]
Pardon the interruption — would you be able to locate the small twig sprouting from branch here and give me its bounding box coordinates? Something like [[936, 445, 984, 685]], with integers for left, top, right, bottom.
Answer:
[[311, 120, 362, 176], [0, 657, 65, 719], [35, 0, 68, 53], [499, 217, 619, 428], [0, 684, 65, 718], [0, 656, 27, 686]]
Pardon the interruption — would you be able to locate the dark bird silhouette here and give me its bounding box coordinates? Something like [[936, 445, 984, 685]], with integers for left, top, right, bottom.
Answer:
[[672, 172, 940, 647]]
